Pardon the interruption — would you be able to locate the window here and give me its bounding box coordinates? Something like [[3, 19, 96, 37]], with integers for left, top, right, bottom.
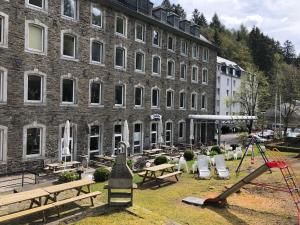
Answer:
[[62, 32, 77, 59], [133, 122, 143, 154], [202, 68, 208, 84], [226, 90, 229, 96], [203, 48, 209, 61], [150, 122, 158, 148], [27, 0, 47, 10], [89, 81, 102, 105], [165, 121, 173, 146], [168, 35, 175, 51], [61, 78, 75, 104], [191, 66, 198, 83], [181, 40, 188, 55], [151, 88, 160, 108], [23, 123, 45, 159], [134, 86, 143, 107], [233, 80, 236, 87], [89, 124, 101, 157], [0, 13, 8, 48], [115, 84, 125, 107], [135, 22, 145, 42], [62, 0, 78, 20], [201, 93, 207, 109], [227, 78, 230, 86], [178, 121, 185, 140], [115, 15, 127, 36], [152, 30, 161, 47], [25, 73, 45, 103], [113, 124, 123, 155], [135, 51, 145, 73], [0, 126, 7, 162], [166, 89, 174, 109], [179, 91, 186, 109], [180, 63, 187, 80], [115, 46, 126, 69], [91, 40, 104, 64], [60, 123, 75, 161], [217, 88, 220, 96], [91, 4, 103, 28], [25, 21, 48, 54], [192, 45, 199, 58], [0, 67, 7, 103], [152, 56, 161, 75], [167, 59, 175, 78], [191, 92, 197, 110], [217, 76, 220, 84]]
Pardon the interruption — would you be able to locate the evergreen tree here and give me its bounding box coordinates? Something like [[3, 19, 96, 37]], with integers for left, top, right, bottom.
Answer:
[[192, 9, 200, 25], [171, 4, 186, 19], [282, 40, 296, 64], [213, 30, 222, 47], [210, 13, 221, 30], [199, 13, 208, 27]]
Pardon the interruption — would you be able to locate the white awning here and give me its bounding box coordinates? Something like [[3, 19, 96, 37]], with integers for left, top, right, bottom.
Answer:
[[188, 115, 257, 121]]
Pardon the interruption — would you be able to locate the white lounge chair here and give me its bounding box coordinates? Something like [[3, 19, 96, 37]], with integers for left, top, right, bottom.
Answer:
[[214, 155, 230, 179], [197, 155, 211, 179]]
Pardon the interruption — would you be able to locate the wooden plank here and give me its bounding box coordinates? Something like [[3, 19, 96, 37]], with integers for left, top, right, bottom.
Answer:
[[138, 171, 146, 176], [0, 189, 49, 207], [42, 179, 95, 194], [157, 171, 182, 179], [145, 164, 175, 172], [53, 191, 101, 206]]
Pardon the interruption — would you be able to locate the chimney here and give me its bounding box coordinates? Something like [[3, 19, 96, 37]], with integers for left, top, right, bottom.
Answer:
[[137, 0, 153, 15], [167, 13, 180, 28], [190, 24, 200, 37], [179, 19, 191, 33], [152, 6, 167, 22]]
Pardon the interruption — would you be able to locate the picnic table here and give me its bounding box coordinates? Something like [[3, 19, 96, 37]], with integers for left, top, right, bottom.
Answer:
[[143, 148, 163, 156], [46, 161, 81, 173], [138, 163, 181, 187], [94, 155, 115, 162], [43, 179, 95, 204], [0, 188, 49, 208]]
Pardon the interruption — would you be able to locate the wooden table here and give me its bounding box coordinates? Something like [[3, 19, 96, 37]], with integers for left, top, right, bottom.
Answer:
[[0, 188, 49, 208], [93, 155, 115, 162], [143, 148, 163, 156], [46, 161, 81, 173], [43, 179, 95, 204], [139, 164, 181, 186]]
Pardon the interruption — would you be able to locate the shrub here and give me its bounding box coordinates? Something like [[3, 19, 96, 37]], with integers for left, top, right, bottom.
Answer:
[[210, 150, 219, 156], [93, 167, 110, 182], [183, 150, 194, 161], [211, 145, 221, 154], [58, 171, 79, 183], [230, 144, 239, 150], [154, 155, 168, 165], [127, 159, 133, 169]]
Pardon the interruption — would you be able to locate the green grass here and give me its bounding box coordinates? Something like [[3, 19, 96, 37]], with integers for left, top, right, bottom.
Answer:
[[74, 152, 299, 225]]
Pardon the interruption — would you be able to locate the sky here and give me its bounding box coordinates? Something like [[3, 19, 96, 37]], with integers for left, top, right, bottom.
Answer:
[[152, 0, 300, 54]]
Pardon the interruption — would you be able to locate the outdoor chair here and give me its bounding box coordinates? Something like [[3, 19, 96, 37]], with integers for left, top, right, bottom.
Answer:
[[214, 155, 230, 179], [197, 155, 211, 179]]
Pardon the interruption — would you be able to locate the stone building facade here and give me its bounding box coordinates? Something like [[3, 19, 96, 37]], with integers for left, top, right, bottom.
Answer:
[[0, 0, 217, 173]]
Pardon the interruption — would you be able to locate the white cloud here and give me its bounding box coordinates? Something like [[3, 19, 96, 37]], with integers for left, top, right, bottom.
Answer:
[[152, 0, 300, 53]]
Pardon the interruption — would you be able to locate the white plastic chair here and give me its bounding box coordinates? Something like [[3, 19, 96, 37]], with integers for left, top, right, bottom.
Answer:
[[177, 156, 188, 172], [214, 155, 230, 179], [197, 155, 211, 179]]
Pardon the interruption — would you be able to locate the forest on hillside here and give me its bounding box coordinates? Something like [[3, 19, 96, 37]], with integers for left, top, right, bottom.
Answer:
[[161, 0, 300, 134]]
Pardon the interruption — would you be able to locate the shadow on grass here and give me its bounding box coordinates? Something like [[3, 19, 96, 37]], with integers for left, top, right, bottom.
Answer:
[[137, 179, 178, 190], [206, 206, 249, 225]]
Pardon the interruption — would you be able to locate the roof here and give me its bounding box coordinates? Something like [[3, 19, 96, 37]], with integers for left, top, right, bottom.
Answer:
[[217, 56, 244, 71], [188, 115, 257, 121]]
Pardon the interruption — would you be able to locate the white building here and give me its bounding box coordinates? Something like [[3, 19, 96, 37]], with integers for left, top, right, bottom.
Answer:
[[216, 56, 244, 116]]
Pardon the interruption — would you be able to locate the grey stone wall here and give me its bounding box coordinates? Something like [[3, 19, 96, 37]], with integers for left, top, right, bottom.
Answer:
[[0, 0, 217, 173]]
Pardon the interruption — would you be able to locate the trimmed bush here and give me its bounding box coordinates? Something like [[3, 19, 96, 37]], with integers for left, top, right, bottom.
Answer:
[[58, 171, 79, 183], [94, 167, 110, 182], [211, 145, 221, 154], [154, 155, 168, 165], [183, 150, 194, 161], [210, 150, 219, 156]]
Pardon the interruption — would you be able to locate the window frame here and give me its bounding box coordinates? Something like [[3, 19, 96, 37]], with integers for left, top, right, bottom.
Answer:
[[181, 40, 188, 56], [134, 50, 145, 73], [89, 78, 103, 107], [0, 125, 7, 162], [178, 120, 186, 141], [90, 38, 105, 65], [132, 121, 143, 154], [166, 88, 174, 109], [88, 122, 103, 157], [190, 92, 198, 110], [61, 30, 79, 61], [180, 62, 187, 81], [25, 20, 48, 55], [203, 48, 209, 62], [179, 90, 186, 110], [166, 59, 175, 79], [152, 55, 161, 76], [192, 44, 199, 59], [115, 14, 127, 37], [23, 122, 46, 159], [26, 0, 48, 11], [152, 29, 161, 48], [90, 3, 104, 29], [114, 84, 126, 108], [134, 85, 144, 108], [112, 122, 123, 155], [151, 87, 160, 109], [24, 69, 46, 105], [202, 68, 208, 84], [201, 93, 207, 110], [0, 66, 7, 104], [60, 74, 77, 106], [0, 12, 9, 48], [114, 45, 127, 70], [61, 0, 79, 21], [135, 22, 145, 43], [167, 34, 176, 52], [191, 65, 199, 83], [165, 120, 173, 146]]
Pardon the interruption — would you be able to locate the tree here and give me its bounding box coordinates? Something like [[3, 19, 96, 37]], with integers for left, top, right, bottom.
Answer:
[[160, 0, 172, 11], [282, 40, 296, 65], [199, 13, 207, 27], [210, 13, 222, 30], [171, 4, 186, 19], [237, 65, 270, 133], [213, 29, 222, 47], [192, 9, 200, 25]]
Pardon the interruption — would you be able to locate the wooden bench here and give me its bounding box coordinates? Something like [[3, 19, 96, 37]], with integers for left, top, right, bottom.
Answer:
[[157, 171, 182, 180], [0, 191, 101, 223], [137, 171, 146, 177], [53, 168, 77, 174]]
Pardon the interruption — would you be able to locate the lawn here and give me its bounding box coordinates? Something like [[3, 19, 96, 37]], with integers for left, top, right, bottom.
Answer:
[[72, 152, 299, 225]]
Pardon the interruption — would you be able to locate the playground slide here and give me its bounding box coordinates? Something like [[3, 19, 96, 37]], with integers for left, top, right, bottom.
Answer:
[[204, 163, 270, 206]]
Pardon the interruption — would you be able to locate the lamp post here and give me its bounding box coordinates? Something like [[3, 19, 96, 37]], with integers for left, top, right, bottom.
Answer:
[[261, 111, 266, 137]]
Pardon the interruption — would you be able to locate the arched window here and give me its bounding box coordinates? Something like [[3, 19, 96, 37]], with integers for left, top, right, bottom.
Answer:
[[25, 20, 48, 54], [151, 87, 160, 108], [152, 55, 161, 75]]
